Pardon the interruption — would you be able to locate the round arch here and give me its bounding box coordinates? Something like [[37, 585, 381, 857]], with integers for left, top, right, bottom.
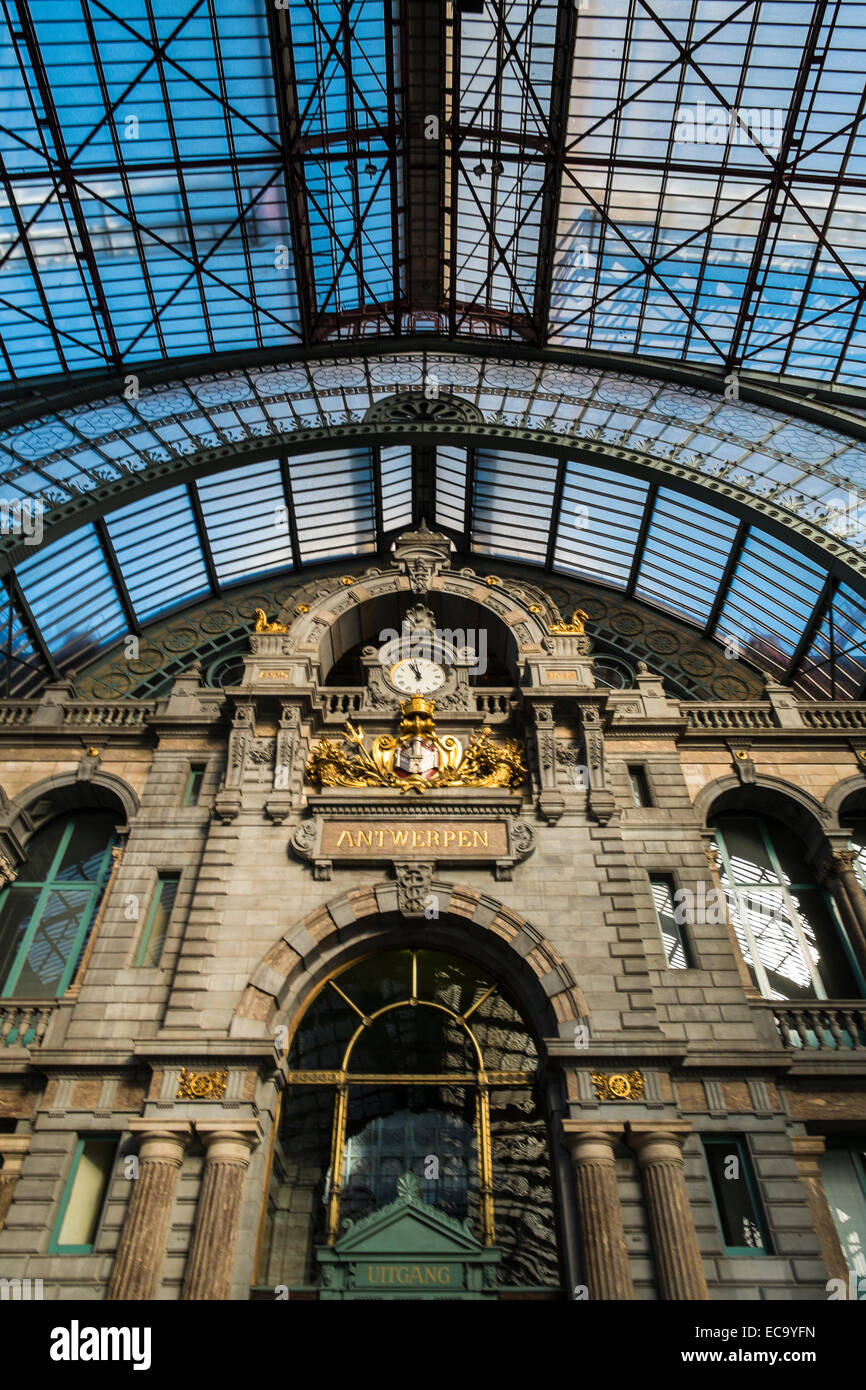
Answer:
[[231, 880, 586, 1045], [692, 772, 831, 860]]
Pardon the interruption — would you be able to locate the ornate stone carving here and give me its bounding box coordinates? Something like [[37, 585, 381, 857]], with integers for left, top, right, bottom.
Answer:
[[394, 861, 434, 917]]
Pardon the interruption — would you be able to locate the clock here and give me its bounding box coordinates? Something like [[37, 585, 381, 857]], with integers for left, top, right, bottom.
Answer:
[[387, 656, 447, 695]]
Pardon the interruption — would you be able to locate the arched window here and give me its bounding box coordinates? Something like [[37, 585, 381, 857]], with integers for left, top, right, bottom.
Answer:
[[712, 812, 863, 1000], [256, 948, 562, 1296], [0, 812, 117, 999]]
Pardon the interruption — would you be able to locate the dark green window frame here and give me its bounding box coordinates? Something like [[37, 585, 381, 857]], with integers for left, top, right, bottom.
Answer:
[[712, 813, 865, 1000], [183, 763, 207, 806], [49, 1135, 118, 1255], [703, 1136, 771, 1256], [0, 816, 116, 1000], [135, 872, 180, 968]]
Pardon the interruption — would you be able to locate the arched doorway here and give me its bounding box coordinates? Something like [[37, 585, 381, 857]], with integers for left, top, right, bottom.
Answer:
[[255, 946, 564, 1298]]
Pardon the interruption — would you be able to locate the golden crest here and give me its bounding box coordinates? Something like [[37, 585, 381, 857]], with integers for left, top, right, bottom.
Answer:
[[591, 1070, 645, 1102], [306, 696, 527, 795]]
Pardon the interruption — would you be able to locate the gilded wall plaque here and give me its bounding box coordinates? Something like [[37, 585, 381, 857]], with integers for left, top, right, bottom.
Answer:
[[591, 1071, 644, 1102], [177, 1067, 229, 1100]]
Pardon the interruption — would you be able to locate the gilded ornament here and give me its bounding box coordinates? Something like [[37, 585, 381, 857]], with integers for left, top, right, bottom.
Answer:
[[253, 609, 288, 634], [306, 696, 527, 795], [176, 1067, 229, 1100], [484, 575, 501, 586], [549, 608, 589, 636], [339, 575, 355, 586], [295, 603, 310, 614], [591, 1070, 644, 1102]]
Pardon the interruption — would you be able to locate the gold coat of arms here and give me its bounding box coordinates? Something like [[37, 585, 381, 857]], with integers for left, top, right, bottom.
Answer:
[[306, 696, 527, 794]]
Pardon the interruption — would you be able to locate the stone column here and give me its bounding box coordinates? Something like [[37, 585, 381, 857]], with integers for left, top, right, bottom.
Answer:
[[106, 1122, 191, 1300], [562, 1123, 634, 1299], [629, 1124, 709, 1300], [825, 851, 866, 978], [182, 1121, 261, 1301], [791, 1136, 848, 1284], [0, 1136, 30, 1231]]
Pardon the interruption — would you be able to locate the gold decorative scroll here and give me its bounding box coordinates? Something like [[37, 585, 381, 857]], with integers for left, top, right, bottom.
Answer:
[[306, 696, 527, 794], [548, 608, 588, 635]]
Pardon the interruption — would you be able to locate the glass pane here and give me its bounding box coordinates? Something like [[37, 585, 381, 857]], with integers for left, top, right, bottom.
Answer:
[[55, 814, 116, 881], [734, 889, 816, 1001], [340, 1086, 477, 1229], [257, 1086, 333, 1288], [139, 876, 180, 969], [650, 876, 689, 969], [715, 817, 777, 883], [348, 1006, 477, 1075], [417, 951, 496, 1017], [0, 887, 41, 993], [705, 1143, 767, 1252], [820, 1149, 866, 1298], [791, 889, 858, 999], [12, 888, 93, 998], [56, 1140, 115, 1248], [15, 819, 67, 881]]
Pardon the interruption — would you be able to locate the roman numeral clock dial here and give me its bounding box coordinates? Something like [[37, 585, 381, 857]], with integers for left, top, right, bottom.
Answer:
[[387, 657, 447, 695]]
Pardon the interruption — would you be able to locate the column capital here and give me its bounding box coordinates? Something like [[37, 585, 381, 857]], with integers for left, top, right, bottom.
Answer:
[[127, 1120, 193, 1164], [0, 1135, 30, 1176], [627, 1121, 693, 1164], [195, 1119, 262, 1159], [562, 1121, 624, 1162]]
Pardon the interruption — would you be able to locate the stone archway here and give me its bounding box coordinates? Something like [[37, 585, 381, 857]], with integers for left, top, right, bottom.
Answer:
[[231, 881, 586, 1041]]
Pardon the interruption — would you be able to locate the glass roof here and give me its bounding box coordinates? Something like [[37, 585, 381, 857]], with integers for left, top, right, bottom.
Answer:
[[2, 6, 866, 701]]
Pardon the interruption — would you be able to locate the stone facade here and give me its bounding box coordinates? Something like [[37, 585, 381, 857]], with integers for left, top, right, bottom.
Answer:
[[0, 533, 864, 1301]]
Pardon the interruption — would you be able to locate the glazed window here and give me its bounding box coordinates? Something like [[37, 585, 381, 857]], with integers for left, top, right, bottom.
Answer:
[[703, 1137, 770, 1256], [711, 813, 862, 1001], [183, 764, 206, 806], [627, 765, 652, 807], [135, 873, 180, 968], [0, 813, 116, 1002], [50, 1136, 117, 1254], [819, 1143, 866, 1298], [649, 874, 691, 969]]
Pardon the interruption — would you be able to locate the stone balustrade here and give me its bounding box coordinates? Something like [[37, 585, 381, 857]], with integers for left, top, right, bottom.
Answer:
[[759, 1000, 866, 1051], [0, 1000, 55, 1048]]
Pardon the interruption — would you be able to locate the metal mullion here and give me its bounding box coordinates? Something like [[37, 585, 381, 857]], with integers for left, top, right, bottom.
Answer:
[[384, 0, 403, 333], [761, 824, 827, 1002], [94, 516, 140, 636], [340, 0, 367, 322], [143, 0, 215, 356], [278, 455, 303, 571], [79, 0, 168, 362], [533, 0, 577, 345], [3, 817, 77, 997], [447, 2, 461, 337], [783, 573, 838, 683], [703, 520, 748, 637], [4, 571, 59, 681], [544, 453, 568, 571], [371, 442, 385, 553], [204, 0, 263, 350], [186, 482, 221, 596], [624, 481, 659, 597], [14, 3, 121, 370]]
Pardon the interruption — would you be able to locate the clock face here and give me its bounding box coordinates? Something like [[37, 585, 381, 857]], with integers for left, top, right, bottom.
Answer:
[[388, 657, 447, 695]]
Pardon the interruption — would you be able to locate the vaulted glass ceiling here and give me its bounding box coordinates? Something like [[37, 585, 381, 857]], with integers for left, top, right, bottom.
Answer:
[[1, 3, 865, 701]]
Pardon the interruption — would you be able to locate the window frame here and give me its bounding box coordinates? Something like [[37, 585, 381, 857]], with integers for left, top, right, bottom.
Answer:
[[0, 815, 116, 1000], [712, 814, 864, 1001], [648, 872, 693, 969], [702, 1135, 771, 1257], [134, 871, 181, 968], [182, 763, 207, 806], [49, 1134, 118, 1255], [627, 763, 653, 808]]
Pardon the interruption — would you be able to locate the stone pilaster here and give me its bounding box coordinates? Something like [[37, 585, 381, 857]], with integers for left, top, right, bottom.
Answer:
[[563, 1123, 634, 1299], [790, 1136, 848, 1284], [182, 1121, 261, 1301], [629, 1124, 709, 1300], [106, 1122, 192, 1300], [0, 1136, 30, 1231]]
